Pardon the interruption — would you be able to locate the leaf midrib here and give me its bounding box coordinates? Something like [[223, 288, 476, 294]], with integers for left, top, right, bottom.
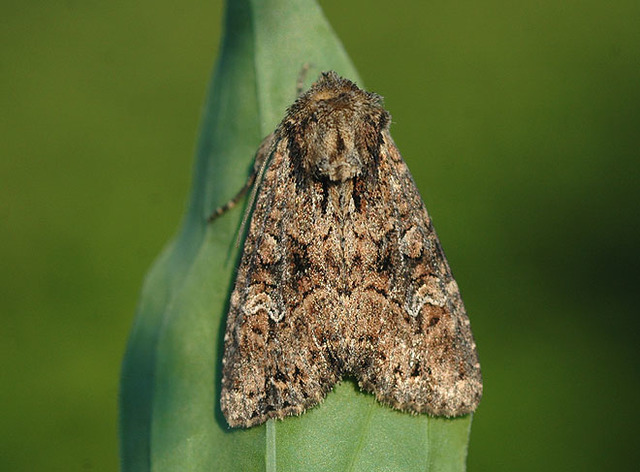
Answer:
[[345, 400, 376, 471]]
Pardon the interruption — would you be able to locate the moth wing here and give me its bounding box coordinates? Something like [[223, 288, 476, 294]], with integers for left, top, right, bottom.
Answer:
[[352, 132, 482, 416], [220, 140, 339, 428]]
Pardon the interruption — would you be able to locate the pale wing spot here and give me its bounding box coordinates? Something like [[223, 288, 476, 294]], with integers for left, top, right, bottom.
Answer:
[[404, 276, 448, 317], [400, 226, 424, 258], [243, 292, 283, 322], [257, 234, 281, 264], [446, 280, 459, 295]]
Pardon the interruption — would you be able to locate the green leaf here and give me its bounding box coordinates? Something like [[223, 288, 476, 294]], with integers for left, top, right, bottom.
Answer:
[[119, 0, 474, 470]]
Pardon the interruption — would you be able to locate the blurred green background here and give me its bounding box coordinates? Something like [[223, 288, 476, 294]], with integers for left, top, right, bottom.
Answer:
[[2, 0, 638, 470]]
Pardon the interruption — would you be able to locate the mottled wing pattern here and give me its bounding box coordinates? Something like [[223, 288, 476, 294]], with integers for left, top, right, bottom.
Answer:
[[221, 132, 482, 427], [220, 71, 481, 428], [220, 138, 340, 428], [348, 132, 483, 416]]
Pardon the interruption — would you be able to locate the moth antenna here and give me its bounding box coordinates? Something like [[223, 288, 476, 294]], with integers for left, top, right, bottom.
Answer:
[[296, 63, 313, 96], [235, 146, 273, 248]]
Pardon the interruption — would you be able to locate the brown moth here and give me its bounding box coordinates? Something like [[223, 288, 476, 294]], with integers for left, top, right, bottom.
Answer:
[[215, 71, 482, 428]]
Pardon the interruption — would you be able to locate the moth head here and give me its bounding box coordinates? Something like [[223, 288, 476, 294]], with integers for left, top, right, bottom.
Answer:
[[284, 71, 391, 182]]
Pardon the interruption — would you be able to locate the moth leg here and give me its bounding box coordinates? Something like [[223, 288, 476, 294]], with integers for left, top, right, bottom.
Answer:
[[207, 133, 274, 223], [207, 173, 256, 223], [211, 63, 311, 223]]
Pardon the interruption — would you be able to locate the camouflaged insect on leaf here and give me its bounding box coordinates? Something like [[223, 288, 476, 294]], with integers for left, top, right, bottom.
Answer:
[[216, 71, 482, 428]]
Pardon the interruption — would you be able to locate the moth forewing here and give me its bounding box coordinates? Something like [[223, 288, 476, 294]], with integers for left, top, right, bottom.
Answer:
[[216, 71, 482, 428]]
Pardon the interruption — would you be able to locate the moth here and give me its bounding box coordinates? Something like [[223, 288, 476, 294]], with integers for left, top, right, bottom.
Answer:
[[214, 71, 482, 428]]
